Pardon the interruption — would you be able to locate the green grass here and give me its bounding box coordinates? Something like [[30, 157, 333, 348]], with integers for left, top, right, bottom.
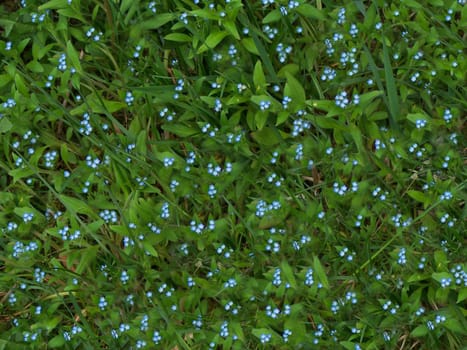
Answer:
[[0, 0, 466, 349]]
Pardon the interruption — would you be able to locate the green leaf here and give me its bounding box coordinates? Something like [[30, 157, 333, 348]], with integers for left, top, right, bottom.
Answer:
[[313, 256, 329, 289], [308, 99, 334, 112], [431, 272, 452, 283], [161, 123, 198, 137], [191, 9, 220, 20], [66, 40, 82, 74], [277, 63, 299, 78], [231, 321, 245, 341], [382, 29, 400, 129], [403, 0, 423, 8], [14, 74, 29, 95], [58, 194, 96, 217], [251, 127, 281, 146], [281, 261, 297, 288], [75, 246, 99, 274], [241, 38, 259, 55], [0, 19, 15, 37], [284, 72, 306, 107], [407, 113, 430, 127], [434, 250, 448, 268], [411, 325, 428, 337], [0, 191, 14, 205], [457, 288, 467, 303], [48, 336, 65, 348], [407, 190, 428, 204], [407, 273, 430, 283], [444, 319, 466, 334], [254, 110, 268, 130], [296, 4, 326, 20], [197, 31, 229, 54], [164, 33, 192, 42], [359, 90, 383, 107], [0, 339, 8, 350], [142, 241, 159, 257], [263, 9, 282, 23], [70, 94, 126, 115], [131, 13, 174, 38], [120, 0, 134, 13], [349, 124, 364, 154], [238, 14, 278, 83], [276, 111, 290, 125], [43, 316, 62, 332], [340, 341, 357, 350], [38, 0, 68, 10], [0, 73, 12, 88], [8, 167, 36, 183], [253, 60, 266, 91], [363, 45, 395, 130], [314, 116, 346, 130], [223, 20, 240, 40], [60, 143, 76, 165], [252, 328, 275, 339], [13, 207, 42, 221], [26, 60, 44, 73], [57, 8, 86, 21], [0, 117, 13, 133]]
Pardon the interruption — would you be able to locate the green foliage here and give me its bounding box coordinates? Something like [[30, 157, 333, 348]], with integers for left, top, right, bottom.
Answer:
[[0, 0, 465, 349]]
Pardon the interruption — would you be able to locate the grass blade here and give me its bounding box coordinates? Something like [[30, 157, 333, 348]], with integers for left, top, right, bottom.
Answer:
[[382, 38, 400, 131]]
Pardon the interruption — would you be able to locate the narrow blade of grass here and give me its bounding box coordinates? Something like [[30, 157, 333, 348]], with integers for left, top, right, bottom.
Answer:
[[382, 38, 400, 131], [362, 44, 398, 132]]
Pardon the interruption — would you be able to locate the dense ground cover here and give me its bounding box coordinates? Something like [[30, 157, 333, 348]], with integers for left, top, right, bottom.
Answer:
[[0, 0, 466, 349]]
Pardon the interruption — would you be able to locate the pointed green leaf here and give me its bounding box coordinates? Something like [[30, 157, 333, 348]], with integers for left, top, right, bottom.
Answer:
[[382, 39, 400, 128], [359, 90, 383, 107], [142, 242, 159, 257], [162, 123, 198, 137], [58, 194, 96, 217], [254, 110, 268, 130], [313, 256, 329, 289], [76, 246, 99, 274], [251, 127, 281, 146], [43, 316, 62, 332], [48, 335, 66, 348], [431, 272, 452, 283], [457, 288, 467, 303], [8, 167, 36, 182], [0, 73, 12, 88], [408, 190, 428, 204], [120, 0, 133, 13], [434, 250, 448, 268], [131, 13, 175, 38], [296, 4, 326, 20], [349, 124, 364, 154], [66, 40, 82, 74], [284, 72, 306, 107], [26, 60, 44, 73], [263, 9, 281, 23], [223, 20, 240, 40], [38, 0, 68, 10], [411, 325, 428, 337], [15, 74, 29, 95], [241, 38, 259, 55], [253, 60, 266, 91], [281, 260, 297, 288], [197, 31, 229, 53], [164, 33, 192, 42], [276, 111, 290, 125], [0, 117, 13, 133], [444, 319, 466, 334]]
